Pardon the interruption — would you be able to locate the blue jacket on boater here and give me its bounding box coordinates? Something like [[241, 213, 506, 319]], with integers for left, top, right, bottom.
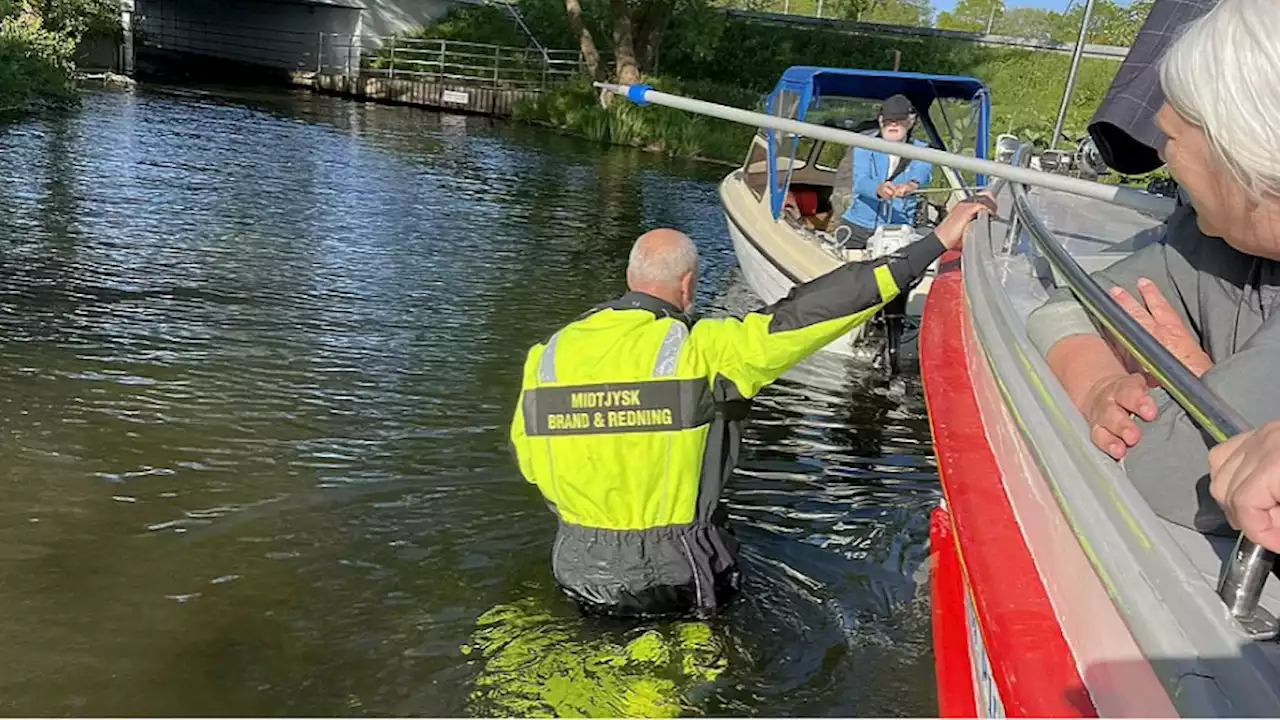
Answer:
[[840, 139, 933, 230]]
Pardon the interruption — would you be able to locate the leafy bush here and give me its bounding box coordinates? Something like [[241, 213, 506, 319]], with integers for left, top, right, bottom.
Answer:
[[0, 1, 122, 115], [0, 9, 76, 112], [409, 5, 531, 47], [37, 0, 122, 40]]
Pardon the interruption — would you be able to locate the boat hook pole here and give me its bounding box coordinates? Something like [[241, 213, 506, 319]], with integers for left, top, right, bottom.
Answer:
[[594, 82, 1177, 218]]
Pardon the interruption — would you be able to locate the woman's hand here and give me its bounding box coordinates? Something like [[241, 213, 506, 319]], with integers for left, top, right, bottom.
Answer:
[[1210, 422, 1280, 553], [1109, 278, 1213, 377], [1078, 372, 1158, 460]]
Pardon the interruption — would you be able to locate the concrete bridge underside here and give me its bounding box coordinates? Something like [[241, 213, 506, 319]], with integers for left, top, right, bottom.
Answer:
[[134, 0, 467, 75]]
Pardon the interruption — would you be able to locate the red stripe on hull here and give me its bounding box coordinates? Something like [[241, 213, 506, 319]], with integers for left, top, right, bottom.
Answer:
[[920, 251, 1096, 717], [930, 506, 977, 718]]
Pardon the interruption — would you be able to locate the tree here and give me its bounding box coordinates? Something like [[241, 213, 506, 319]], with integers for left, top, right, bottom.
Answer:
[[936, 0, 1003, 33], [943, 0, 1149, 46], [1045, 0, 1149, 47], [33, 0, 120, 39], [858, 0, 932, 27], [610, 0, 641, 83], [1096, 0, 1153, 46], [564, 0, 603, 80], [607, 0, 699, 83], [994, 7, 1054, 40], [0, 0, 107, 113], [828, 0, 878, 22]]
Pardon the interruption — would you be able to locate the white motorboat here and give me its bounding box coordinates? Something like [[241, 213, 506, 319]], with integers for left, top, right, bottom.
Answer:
[[717, 66, 987, 366]]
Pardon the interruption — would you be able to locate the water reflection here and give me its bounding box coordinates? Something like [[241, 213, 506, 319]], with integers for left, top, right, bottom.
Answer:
[[0, 85, 936, 716]]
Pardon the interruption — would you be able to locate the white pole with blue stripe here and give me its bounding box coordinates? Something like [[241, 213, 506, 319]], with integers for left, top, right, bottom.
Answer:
[[597, 82, 1175, 218]]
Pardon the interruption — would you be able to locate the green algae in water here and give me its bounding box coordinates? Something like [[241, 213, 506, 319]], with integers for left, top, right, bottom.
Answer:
[[463, 598, 729, 717]]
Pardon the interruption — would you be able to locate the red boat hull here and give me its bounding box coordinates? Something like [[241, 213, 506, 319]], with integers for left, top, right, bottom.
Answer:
[[920, 251, 1097, 717]]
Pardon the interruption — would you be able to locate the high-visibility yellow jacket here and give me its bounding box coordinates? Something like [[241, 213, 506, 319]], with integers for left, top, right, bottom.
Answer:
[[510, 233, 947, 615]]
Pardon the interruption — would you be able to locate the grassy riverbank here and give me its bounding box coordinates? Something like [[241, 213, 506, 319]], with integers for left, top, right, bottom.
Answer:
[[512, 78, 760, 165], [426, 7, 1128, 165], [0, 1, 121, 117], [513, 47, 1122, 166]]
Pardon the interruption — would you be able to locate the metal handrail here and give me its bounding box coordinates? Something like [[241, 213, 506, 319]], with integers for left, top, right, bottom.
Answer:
[[599, 82, 1177, 216], [1004, 147, 1278, 639], [324, 35, 584, 90]]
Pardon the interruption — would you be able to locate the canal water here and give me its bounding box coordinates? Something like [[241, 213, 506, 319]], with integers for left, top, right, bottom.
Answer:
[[0, 86, 939, 716]]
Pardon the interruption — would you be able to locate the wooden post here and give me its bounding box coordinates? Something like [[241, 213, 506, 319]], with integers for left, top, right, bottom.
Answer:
[[389, 36, 397, 79], [437, 40, 446, 83], [893, 50, 901, 71], [493, 45, 501, 87]]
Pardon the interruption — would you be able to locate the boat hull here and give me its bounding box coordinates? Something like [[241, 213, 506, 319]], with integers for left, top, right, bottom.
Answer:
[[920, 239, 1190, 717], [921, 250, 1098, 717], [717, 170, 946, 356], [723, 210, 861, 355]]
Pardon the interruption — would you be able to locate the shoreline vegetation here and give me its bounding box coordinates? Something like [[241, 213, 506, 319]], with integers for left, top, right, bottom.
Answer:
[[512, 77, 759, 167], [0, 0, 122, 119], [415, 1, 1159, 182]]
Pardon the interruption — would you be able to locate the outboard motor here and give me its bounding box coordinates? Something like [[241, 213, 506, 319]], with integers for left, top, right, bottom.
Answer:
[[866, 225, 925, 376]]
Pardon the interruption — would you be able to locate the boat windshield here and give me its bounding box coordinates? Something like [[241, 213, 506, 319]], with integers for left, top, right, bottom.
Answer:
[[765, 87, 807, 213], [762, 72, 990, 220], [809, 95, 985, 189]]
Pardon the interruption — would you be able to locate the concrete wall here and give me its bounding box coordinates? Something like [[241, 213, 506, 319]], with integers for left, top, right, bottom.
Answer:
[[76, 34, 123, 71], [131, 0, 506, 77], [135, 0, 365, 72], [309, 72, 539, 116]]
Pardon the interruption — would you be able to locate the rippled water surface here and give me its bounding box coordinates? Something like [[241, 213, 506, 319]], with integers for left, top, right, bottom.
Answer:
[[0, 85, 939, 716]]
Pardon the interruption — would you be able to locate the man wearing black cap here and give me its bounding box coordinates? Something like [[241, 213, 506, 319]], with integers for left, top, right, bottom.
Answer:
[[831, 93, 934, 250]]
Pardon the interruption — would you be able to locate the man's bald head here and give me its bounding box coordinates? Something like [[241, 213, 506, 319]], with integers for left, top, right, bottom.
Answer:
[[627, 228, 699, 312]]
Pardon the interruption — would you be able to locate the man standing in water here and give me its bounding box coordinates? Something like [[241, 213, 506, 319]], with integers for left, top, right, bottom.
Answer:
[[509, 195, 994, 619]]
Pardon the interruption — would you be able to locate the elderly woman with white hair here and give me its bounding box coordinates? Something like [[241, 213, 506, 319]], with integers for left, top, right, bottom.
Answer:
[[1026, 0, 1280, 537]]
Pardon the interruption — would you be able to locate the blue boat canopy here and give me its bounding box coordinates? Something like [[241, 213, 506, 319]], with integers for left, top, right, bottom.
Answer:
[[763, 66, 991, 219], [773, 66, 989, 117]]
